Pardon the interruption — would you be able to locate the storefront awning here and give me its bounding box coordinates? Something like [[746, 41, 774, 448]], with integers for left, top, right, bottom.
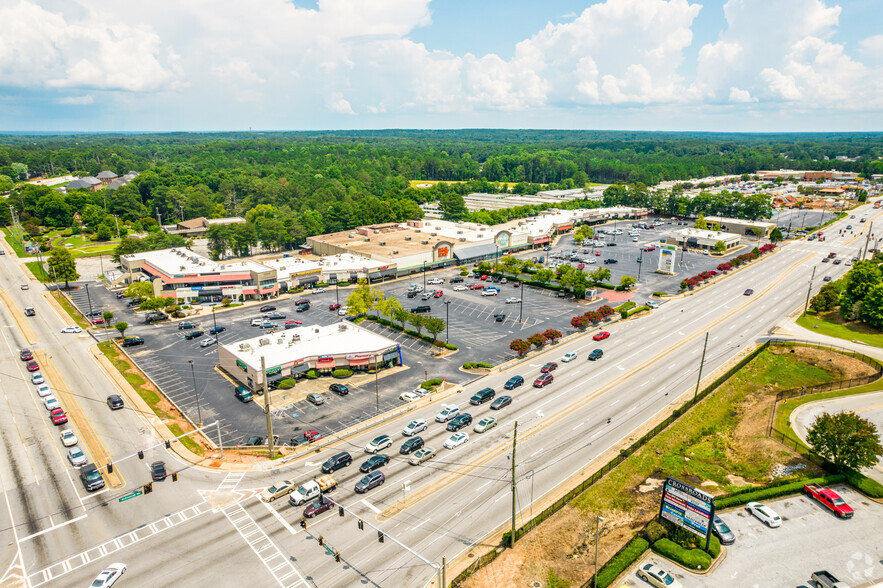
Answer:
[[348, 357, 370, 366], [453, 243, 498, 261]]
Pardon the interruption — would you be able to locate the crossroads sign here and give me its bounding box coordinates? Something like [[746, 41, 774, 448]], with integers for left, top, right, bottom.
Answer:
[[658, 477, 714, 550]]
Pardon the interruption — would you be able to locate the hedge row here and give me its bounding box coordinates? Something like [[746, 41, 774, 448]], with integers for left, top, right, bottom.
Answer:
[[332, 369, 353, 378], [715, 474, 845, 509], [652, 538, 712, 571], [276, 379, 296, 389], [626, 305, 649, 317], [615, 301, 636, 312], [595, 537, 650, 588], [421, 378, 443, 389], [844, 469, 883, 498], [463, 362, 493, 369], [367, 316, 458, 350]]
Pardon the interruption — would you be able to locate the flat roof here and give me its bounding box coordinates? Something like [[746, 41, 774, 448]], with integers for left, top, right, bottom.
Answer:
[[263, 253, 391, 277], [309, 225, 454, 258], [221, 322, 399, 370], [673, 228, 740, 240], [704, 216, 777, 228], [123, 248, 271, 276]]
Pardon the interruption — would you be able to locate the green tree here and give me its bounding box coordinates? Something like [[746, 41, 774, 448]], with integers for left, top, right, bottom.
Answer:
[[391, 306, 410, 330], [527, 333, 547, 349], [860, 283, 883, 329], [140, 296, 170, 311], [589, 267, 611, 284], [534, 268, 554, 284], [407, 312, 425, 335], [560, 269, 590, 299], [620, 275, 637, 290], [769, 227, 783, 243], [377, 296, 403, 321], [114, 322, 128, 338], [345, 283, 375, 316], [439, 193, 468, 221], [807, 411, 883, 471], [95, 223, 113, 241], [125, 281, 154, 298], [47, 247, 79, 288], [423, 316, 446, 342], [574, 225, 594, 242], [845, 260, 882, 302], [810, 283, 841, 313], [713, 241, 726, 252], [694, 214, 708, 230], [101, 311, 114, 337]]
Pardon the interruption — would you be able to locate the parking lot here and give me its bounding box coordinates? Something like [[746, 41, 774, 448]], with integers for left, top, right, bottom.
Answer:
[[620, 485, 883, 587]]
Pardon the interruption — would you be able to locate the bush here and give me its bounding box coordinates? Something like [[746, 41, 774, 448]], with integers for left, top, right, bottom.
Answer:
[[615, 301, 636, 312], [843, 469, 883, 498], [463, 362, 493, 369], [714, 474, 845, 509], [626, 305, 650, 317], [276, 379, 296, 389], [421, 378, 443, 390], [643, 520, 668, 544], [595, 537, 650, 588], [653, 291, 667, 297], [332, 369, 353, 378], [652, 538, 711, 570], [304, 369, 319, 379], [442, 342, 458, 350]]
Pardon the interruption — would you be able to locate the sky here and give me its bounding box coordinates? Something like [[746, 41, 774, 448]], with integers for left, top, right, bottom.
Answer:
[[1, 0, 881, 133]]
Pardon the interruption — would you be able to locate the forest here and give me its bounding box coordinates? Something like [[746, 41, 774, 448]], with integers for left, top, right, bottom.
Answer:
[[1, 130, 880, 258]]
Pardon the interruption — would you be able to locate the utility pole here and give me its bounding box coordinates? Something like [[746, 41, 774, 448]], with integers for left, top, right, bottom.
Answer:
[[692, 333, 709, 404], [510, 421, 518, 548], [155, 207, 162, 227], [803, 265, 816, 316], [262, 356, 275, 459], [593, 515, 605, 588], [518, 284, 524, 323], [863, 221, 874, 259]]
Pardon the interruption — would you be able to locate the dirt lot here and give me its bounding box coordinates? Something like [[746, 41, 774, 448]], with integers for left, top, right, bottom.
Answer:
[[460, 345, 877, 588]]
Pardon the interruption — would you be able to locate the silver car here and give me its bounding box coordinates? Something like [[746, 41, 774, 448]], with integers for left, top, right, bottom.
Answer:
[[67, 446, 87, 467]]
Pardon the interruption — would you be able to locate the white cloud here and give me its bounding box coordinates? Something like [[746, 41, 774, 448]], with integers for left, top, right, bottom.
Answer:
[[728, 87, 755, 103], [859, 35, 883, 62], [57, 95, 94, 105], [759, 68, 802, 101], [327, 92, 355, 115]]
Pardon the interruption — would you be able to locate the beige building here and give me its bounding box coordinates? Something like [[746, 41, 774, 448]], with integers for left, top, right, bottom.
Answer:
[[704, 216, 776, 238], [666, 228, 741, 251]]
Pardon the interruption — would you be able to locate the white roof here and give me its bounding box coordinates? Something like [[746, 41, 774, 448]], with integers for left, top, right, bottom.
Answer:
[[123, 247, 271, 276], [673, 227, 740, 241], [263, 253, 389, 279], [705, 216, 777, 228], [222, 322, 398, 369]]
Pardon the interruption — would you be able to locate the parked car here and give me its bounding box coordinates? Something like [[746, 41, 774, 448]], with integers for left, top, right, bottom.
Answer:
[[533, 373, 554, 388], [399, 436, 424, 455], [329, 383, 349, 396], [593, 331, 610, 341], [265, 312, 286, 320], [604, 258, 618, 264], [490, 395, 512, 410], [638, 563, 682, 588], [209, 326, 226, 334], [711, 514, 735, 545], [474, 417, 498, 433], [504, 375, 524, 390], [296, 304, 310, 312], [60, 325, 82, 333], [481, 289, 498, 297], [122, 336, 144, 347], [453, 285, 468, 291], [803, 483, 854, 518], [365, 435, 393, 453], [234, 387, 254, 403], [402, 419, 427, 436], [444, 432, 469, 449], [177, 322, 197, 330], [360, 454, 390, 473], [184, 330, 205, 339], [409, 447, 437, 465], [199, 337, 217, 347], [355, 471, 385, 493], [746, 501, 782, 527], [306, 393, 324, 406], [505, 297, 521, 304], [399, 391, 421, 402], [259, 305, 276, 312]]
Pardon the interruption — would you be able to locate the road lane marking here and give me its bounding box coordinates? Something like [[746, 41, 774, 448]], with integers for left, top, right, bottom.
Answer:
[[18, 514, 88, 543], [361, 499, 382, 514], [259, 499, 298, 535], [572, 422, 584, 431]]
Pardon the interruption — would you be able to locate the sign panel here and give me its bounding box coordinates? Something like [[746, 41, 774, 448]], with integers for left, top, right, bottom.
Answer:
[[659, 477, 714, 543], [235, 359, 248, 372], [656, 244, 677, 274], [266, 366, 282, 376]]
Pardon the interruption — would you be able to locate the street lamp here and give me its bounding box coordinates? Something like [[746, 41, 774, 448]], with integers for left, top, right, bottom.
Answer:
[[636, 248, 643, 282], [211, 307, 220, 344], [518, 284, 525, 323], [594, 515, 605, 588], [444, 300, 451, 343], [374, 356, 380, 416], [189, 359, 203, 427], [422, 261, 426, 290], [85, 283, 94, 318]]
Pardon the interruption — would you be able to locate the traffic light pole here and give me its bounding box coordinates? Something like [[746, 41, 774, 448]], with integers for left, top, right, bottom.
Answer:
[[262, 356, 275, 459]]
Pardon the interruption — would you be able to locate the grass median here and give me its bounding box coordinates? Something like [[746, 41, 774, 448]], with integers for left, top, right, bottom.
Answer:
[[796, 310, 883, 347], [53, 291, 92, 329]]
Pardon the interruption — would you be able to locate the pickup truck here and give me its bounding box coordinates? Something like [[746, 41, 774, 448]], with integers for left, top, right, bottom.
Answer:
[[803, 484, 854, 518], [287, 475, 337, 506], [811, 570, 850, 588]]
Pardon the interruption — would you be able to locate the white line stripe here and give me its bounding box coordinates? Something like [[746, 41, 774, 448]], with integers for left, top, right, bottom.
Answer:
[[361, 499, 382, 514]]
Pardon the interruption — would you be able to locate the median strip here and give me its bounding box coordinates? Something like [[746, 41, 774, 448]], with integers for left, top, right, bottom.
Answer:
[[0, 286, 38, 345]]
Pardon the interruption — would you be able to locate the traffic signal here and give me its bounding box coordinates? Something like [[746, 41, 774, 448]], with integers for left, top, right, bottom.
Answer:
[[358, 519, 364, 530], [171, 472, 178, 482], [318, 535, 324, 547], [165, 440, 171, 449], [338, 506, 344, 517], [143, 482, 153, 495], [300, 517, 306, 529], [377, 531, 384, 543], [334, 551, 341, 563], [107, 462, 114, 474], [138, 451, 144, 460]]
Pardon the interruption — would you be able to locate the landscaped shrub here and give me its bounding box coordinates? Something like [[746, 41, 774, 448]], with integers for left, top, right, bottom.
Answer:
[[595, 537, 650, 588], [615, 301, 636, 312], [843, 469, 883, 498], [276, 379, 296, 389], [332, 369, 353, 378], [643, 520, 668, 544], [542, 329, 563, 342], [527, 333, 547, 349], [442, 342, 458, 350], [652, 291, 667, 297], [652, 538, 711, 570], [714, 474, 845, 509], [304, 369, 319, 379], [463, 362, 493, 369], [626, 305, 649, 317], [421, 378, 443, 389]]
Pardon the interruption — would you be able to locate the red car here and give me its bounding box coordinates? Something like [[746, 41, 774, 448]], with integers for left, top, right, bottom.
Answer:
[[577, 263, 585, 269], [533, 373, 554, 388], [540, 362, 558, 373], [643, 246, 656, 252], [20, 349, 33, 361], [329, 303, 341, 311], [593, 331, 610, 341], [470, 283, 485, 290], [91, 318, 105, 325], [50, 408, 68, 425], [26, 361, 40, 372], [303, 496, 335, 518], [433, 290, 444, 298], [594, 251, 601, 256], [480, 275, 489, 281], [304, 430, 322, 442]]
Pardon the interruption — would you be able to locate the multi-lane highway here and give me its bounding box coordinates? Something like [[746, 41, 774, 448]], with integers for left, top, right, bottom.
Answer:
[[0, 203, 878, 587]]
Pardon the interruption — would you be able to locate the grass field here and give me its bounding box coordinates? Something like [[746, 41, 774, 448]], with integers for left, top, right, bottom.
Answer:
[[1, 227, 31, 257], [55, 291, 92, 329], [796, 310, 883, 347], [24, 261, 51, 282]]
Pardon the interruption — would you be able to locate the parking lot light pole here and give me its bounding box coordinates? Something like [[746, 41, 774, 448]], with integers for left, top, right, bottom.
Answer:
[[594, 515, 605, 588], [374, 356, 380, 416], [211, 308, 219, 343], [423, 261, 426, 290], [188, 359, 203, 428], [637, 248, 643, 282], [444, 300, 451, 343], [518, 285, 524, 323], [85, 284, 94, 318]]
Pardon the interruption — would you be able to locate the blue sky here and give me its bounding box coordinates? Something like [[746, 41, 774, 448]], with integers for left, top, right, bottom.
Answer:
[[0, 0, 881, 132]]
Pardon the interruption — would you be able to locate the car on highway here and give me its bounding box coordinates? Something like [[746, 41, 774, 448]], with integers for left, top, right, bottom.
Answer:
[[20, 349, 33, 361], [823, 276, 832, 282], [562, 352, 577, 363], [26, 361, 40, 372], [306, 393, 324, 406], [435, 405, 460, 422], [504, 375, 524, 390], [399, 436, 424, 455], [593, 331, 611, 341], [150, 461, 167, 481], [638, 563, 682, 588], [44, 396, 61, 411], [469, 388, 496, 405], [50, 408, 68, 425], [259, 305, 276, 312], [303, 496, 335, 518], [184, 330, 205, 339], [533, 373, 554, 388], [365, 435, 393, 453], [329, 383, 348, 396], [121, 336, 144, 347], [60, 325, 82, 333], [444, 432, 469, 449], [60, 429, 78, 447], [355, 471, 385, 493], [107, 395, 124, 410], [31, 373, 44, 385], [711, 514, 735, 545], [540, 362, 558, 373], [199, 337, 217, 347], [89, 563, 127, 588], [505, 297, 521, 304], [746, 501, 782, 527], [588, 348, 604, 361], [260, 480, 295, 502], [360, 454, 390, 473], [68, 446, 87, 467], [474, 417, 497, 433], [399, 391, 421, 402], [402, 419, 428, 436], [209, 326, 226, 334], [490, 395, 512, 410], [178, 322, 198, 330], [409, 447, 437, 465], [20, 284, 29, 290], [743, 289, 754, 296], [321, 452, 352, 474], [36, 384, 52, 397], [446, 413, 472, 431]]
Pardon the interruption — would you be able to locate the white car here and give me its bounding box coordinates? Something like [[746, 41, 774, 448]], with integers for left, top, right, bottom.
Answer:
[[638, 563, 682, 588], [399, 391, 421, 403], [31, 374, 44, 385], [338, 307, 348, 316], [199, 337, 217, 347], [435, 405, 460, 422], [411, 285, 424, 293], [427, 278, 444, 285], [481, 289, 498, 297], [68, 446, 87, 467], [365, 435, 392, 453], [453, 285, 468, 291], [505, 297, 521, 304], [313, 288, 326, 293], [647, 301, 659, 309], [43, 396, 60, 411], [587, 259, 597, 264], [746, 501, 782, 527], [36, 384, 52, 398], [402, 419, 427, 436], [250, 318, 265, 326], [444, 432, 469, 449], [60, 429, 78, 447], [562, 352, 577, 363], [60, 326, 82, 333], [89, 563, 126, 588]]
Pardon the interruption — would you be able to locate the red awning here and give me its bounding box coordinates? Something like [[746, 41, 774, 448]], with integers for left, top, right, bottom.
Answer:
[[533, 237, 550, 244], [317, 358, 336, 367], [348, 358, 370, 367]]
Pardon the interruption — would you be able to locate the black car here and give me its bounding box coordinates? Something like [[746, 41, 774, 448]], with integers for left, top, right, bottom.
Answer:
[[495, 313, 506, 322], [178, 322, 197, 330], [127, 297, 143, 307], [245, 436, 264, 446], [106, 395, 124, 410], [150, 461, 167, 481], [399, 436, 424, 455], [296, 304, 310, 312], [450, 277, 464, 283], [504, 375, 524, 390], [406, 291, 418, 298], [355, 471, 385, 494], [490, 395, 512, 410], [359, 454, 390, 473], [446, 413, 472, 432], [604, 259, 618, 264], [606, 242, 617, 246], [79, 463, 105, 491], [184, 330, 205, 340], [115, 291, 125, 299], [209, 326, 226, 334], [266, 312, 286, 320], [122, 336, 144, 347], [85, 310, 104, 318], [259, 305, 276, 312], [329, 383, 349, 396], [410, 306, 431, 313], [321, 451, 352, 474], [588, 349, 604, 361], [470, 388, 496, 405]]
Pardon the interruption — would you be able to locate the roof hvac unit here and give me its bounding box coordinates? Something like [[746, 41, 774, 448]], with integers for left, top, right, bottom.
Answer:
[[457, 230, 463, 234], [259, 338, 270, 346], [292, 334, 300, 341], [179, 266, 185, 271], [459, 238, 466, 242], [421, 240, 428, 245], [277, 338, 284, 344], [373, 230, 379, 234], [338, 324, 347, 331], [349, 233, 355, 238], [314, 328, 320, 333], [364, 237, 370, 242], [238, 343, 252, 351], [431, 232, 437, 236], [379, 241, 386, 246], [392, 250, 399, 254], [405, 236, 411, 241]]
